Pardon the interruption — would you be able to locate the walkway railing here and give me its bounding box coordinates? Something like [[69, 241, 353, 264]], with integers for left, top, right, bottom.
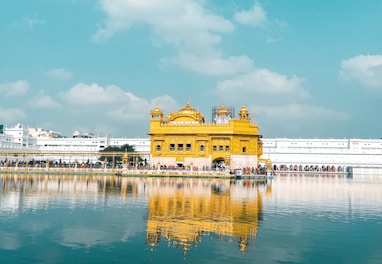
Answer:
[[0, 165, 277, 180], [0, 165, 235, 178]]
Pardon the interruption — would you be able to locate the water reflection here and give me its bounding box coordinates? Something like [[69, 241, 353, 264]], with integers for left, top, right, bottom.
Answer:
[[1, 174, 382, 263], [0, 174, 267, 256], [268, 174, 382, 219], [146, 179, 265, 255]]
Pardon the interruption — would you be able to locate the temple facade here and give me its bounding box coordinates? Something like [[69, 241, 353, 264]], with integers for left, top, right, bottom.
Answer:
[[148, 100, 263, 170]]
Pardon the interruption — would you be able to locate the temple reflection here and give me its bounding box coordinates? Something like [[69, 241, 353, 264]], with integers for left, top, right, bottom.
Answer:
[[145, 179, 265, 255], [0, 174, 266, 255]]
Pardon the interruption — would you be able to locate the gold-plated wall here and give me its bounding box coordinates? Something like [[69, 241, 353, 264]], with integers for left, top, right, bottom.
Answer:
[[148, 101, 263, 169]]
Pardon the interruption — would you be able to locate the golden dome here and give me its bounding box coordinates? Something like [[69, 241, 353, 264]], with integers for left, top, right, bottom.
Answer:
[[169, 99, 205, 123], [217, 104, 229, 116], [238, 105, 249, 120], [239, 105, 248, 114], [150, 106, 163, 119], [177, 101, 199, 116]]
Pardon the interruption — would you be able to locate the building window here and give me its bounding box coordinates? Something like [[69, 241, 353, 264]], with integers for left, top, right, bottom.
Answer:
[[186, 144, 191, 151], [225, 146, 229, 152], [178, 144, 183, 151], [170, 144, 175, 151], [156, 145, 161, 151], [219, 145, 223, 151], [242, 147, 246, 153], [200, 145, 205, 151], [213, 146, 217, 152]]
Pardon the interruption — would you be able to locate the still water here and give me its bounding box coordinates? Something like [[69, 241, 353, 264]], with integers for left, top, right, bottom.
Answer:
[[0, 174, 381, 264]]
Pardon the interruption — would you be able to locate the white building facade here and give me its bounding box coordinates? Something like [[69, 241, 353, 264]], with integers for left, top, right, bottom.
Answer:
[[262, 138, 382, 170], [0, 124, 37, 150]]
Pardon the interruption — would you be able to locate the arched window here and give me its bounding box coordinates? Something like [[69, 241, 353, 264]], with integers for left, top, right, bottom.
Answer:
[[156, 145, 161, 151], [200, 145, 205, 151]]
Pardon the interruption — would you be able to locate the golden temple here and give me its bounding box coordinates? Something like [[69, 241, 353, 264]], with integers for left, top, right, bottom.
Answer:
[[148, 99, 263, 170]]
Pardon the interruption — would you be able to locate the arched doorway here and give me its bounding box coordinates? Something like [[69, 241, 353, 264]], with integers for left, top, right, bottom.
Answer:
[[212, 157, 226, 171]]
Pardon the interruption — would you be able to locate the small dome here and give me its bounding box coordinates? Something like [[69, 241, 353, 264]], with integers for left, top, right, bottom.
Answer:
[[151, 106, 162, 114], [150, 106, 163, 119], [239, 105, 250, 120], [217, 104, 229, 116], [239, 105, 248, 114]]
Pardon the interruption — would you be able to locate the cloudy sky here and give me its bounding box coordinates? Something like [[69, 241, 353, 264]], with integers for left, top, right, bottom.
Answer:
[[1, 0, 381, 138]]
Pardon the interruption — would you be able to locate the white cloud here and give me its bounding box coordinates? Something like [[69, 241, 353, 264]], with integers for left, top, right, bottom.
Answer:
[[46, 68, 73, 81], [208, 68, 353, 136], [93, 0, 233, 45], [28, 95, 61, 109], [0, 80, 29, 97], [60, 83, 123, 104], [234, 2, 268, 27], [60, 82, 178, 122], [162, 52, 253, 75], [255, 103, 352, 137], [0, 107, 26, 123], [109, 94, 178, 121], [214, 68, 309, 102], [107, 92, 151, 121], [257, 103, 350, 121], [50, 82, 180, 136], [340, 55, 382, 90], [93, 0, 256, 75]]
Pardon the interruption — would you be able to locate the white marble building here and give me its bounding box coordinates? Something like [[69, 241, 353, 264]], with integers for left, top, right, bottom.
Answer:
[[261, 138, 382, 169]]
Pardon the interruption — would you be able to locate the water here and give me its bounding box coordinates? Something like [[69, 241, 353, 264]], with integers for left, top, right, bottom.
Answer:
[[1, 174, 381, 264]]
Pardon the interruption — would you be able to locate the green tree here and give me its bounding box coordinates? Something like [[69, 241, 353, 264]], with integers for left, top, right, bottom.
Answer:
[[99, 144, 135, 163]]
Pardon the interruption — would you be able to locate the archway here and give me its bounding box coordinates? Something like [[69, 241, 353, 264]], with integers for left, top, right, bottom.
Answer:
[[212, 157, 226, 171]]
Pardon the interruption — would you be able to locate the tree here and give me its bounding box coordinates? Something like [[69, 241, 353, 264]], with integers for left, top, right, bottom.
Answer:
[[99, 144, 135, 163]]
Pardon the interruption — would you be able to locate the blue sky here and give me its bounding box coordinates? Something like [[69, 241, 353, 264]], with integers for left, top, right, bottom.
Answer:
[[1, 0, 381, 138]]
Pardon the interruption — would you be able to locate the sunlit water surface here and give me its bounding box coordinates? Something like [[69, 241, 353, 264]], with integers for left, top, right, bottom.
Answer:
[[1, 174, 381, 264]]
